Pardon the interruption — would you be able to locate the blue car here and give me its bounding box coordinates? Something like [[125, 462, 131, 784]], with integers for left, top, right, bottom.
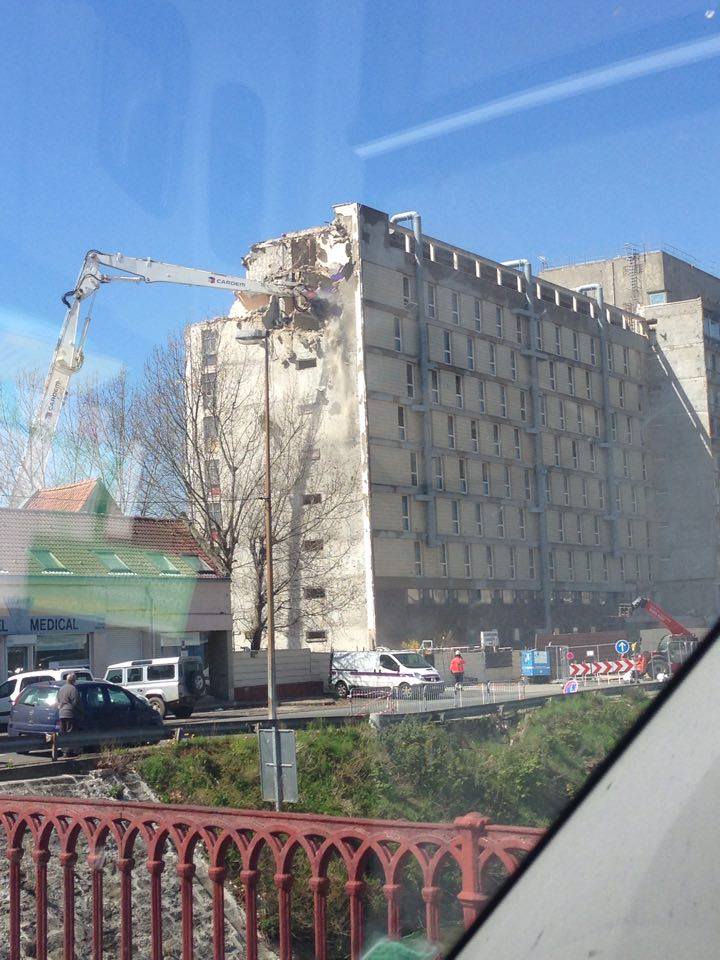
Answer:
[[7, 679, 163, 739]]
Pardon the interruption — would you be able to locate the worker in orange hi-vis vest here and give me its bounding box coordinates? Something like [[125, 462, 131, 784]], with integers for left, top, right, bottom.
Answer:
[[450, 650, 466, 691]]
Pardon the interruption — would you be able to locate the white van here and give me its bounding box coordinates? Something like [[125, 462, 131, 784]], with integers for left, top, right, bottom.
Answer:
[[330, 650, 444, 699]]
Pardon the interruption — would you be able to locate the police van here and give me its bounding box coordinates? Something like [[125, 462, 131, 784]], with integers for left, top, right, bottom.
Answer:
[[330, 649, 444, 699]]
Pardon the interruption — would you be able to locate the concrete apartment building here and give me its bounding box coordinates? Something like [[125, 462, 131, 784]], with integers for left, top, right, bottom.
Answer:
[[542, 251, 720, 622], [190, 204, 687, 652]]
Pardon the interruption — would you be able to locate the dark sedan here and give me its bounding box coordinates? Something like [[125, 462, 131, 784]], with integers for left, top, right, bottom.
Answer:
[[8, 679, 163, 739]]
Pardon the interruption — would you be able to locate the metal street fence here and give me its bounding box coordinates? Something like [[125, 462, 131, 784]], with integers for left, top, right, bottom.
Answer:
[[348, 682, 528, 718]]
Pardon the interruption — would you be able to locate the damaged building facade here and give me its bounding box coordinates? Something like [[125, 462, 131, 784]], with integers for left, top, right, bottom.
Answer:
[[188, 204, 717, 651]]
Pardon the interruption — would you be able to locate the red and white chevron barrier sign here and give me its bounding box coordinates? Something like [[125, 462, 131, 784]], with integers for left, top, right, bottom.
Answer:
[[570, 658, 634, 677]]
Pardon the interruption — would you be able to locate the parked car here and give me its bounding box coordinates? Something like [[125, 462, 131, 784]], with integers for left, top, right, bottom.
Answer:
[[330, 649, 444, 699], [7, 679, 163, 739], [0, 668, 94, 727], [103, 656, 206, 718]]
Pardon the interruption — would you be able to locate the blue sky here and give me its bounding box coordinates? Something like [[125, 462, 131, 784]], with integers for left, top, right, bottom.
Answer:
[[1, 0, 719, 384]]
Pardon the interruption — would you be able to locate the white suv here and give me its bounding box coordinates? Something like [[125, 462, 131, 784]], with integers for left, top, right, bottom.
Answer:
[[104, 657, 206, 719], [0, 668, 94, 725]]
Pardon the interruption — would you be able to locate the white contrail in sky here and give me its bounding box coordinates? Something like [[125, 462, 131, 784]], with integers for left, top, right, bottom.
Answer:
[[355, 33, 720, 159]]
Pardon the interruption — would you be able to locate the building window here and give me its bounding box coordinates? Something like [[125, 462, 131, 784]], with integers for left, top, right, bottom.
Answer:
[[631, 486, 638, 513], [559, 400, 566, 431], [500, 385, 508, 418], [302, 539, 324, 552], [443, 330, 452, 364], [520, 390, 527, 422], [304, 587, 327, 600], [590, 443, 597, 472], [205, 459, 220, 488], [623, 347, 630, 375], [489, 342, 497, 375], [516, 315, 524, 345], [568, 551, 575, 582], [567, 365, 575, 396], [642, 453, 647, 481], [410, 452, 419, 486], [401, 495, 411, 531], [303, 493, 322, 507], [622, 449, 630, 478], [616, 485, 622, 513], [455, 375, 464, 408], [554, 324, 562, 355], [548, 361, 556, 391], [590, 337, 598, 366], [203, 415, 218, 442], [562, 474, 570, 506], [625, 417, 633, 444], [546, 474, 552, 503], [474, 298, 482, 331], [414, 541, 423, 575], [529, 547, 536, 579], [558, 512, 565, 543], [431, 370, 440, 404], [440, 543, 449, 577], [509, 546, 516, 580], [503, 465, 512, 498], [434, 457, 445, 490], [482, 462, 490, 496], [403, 276, 411, 307], [539, 394, 547, 426], [585, 371, 592, 400], [493, 423, 502, 457], [594, 516, 601, 545], [459, 459, 468, 493], [635, 554, 641, 582], [524, 468, 533, 501], [394, 316, 403, 351], [648, 291, 668, 304], [427, 282, 436, 319], [576, 515, 583, 544], [201, 328, 218, 365], [475, 502, 484, 535], [627, 520, 633, 547], [576, 404, 584, 434], [548, 551, 556, 581], [572, 331, 580, 361], [467, 337, 475, 370], [31, 549, 67, 573], [513, 428, 522, 461], [510, 350, 518, 381], [519, 507, 526, 540], [554, 436, 561, 466], [598, 480, 605, 510], [451, 291, 461, 324], [585, 552, 592, 582], [646, 521, 652, 547], [497, 505, 505, 538], [496, 305, 504, 338], [447, 415, 456, 448], [619, 555, 626, 582], [464, 544, 473, 578], [406, 363, 415, 398], [470, 419, 479, 453], [594, 409, 601, 438], [478, 380, 486, 414], [602, 553, 609, 581], [297, 358, 317, 370], [607, 342, 614, 371], [536, 322, 544, 352], [398, 406, 406, 441], [571, 439, 579, 469], [486, 546, 495, 579], [582, 478, 589, 507]]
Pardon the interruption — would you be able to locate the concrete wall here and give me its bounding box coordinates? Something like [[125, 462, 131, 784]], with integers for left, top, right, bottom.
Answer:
[[232, 649, 331, 702]]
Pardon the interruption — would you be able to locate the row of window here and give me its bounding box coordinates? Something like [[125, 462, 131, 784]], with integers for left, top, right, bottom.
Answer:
[[410, 540, 649, 583], [397, 282, 638, 375], [32, 548, 210, 575]]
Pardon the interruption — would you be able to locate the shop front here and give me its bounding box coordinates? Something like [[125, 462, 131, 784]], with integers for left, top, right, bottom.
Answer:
[[0, 607, 104, 678]]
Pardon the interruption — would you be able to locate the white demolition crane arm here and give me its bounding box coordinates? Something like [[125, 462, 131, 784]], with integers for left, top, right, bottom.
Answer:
[[10, 250, 300, 507]]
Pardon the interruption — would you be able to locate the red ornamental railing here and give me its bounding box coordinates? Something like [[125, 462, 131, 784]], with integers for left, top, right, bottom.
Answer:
[[0, 794, 544, 960]]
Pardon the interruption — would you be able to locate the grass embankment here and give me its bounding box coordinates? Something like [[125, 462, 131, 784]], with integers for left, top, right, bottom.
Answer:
[[137, 690, 648, 828]]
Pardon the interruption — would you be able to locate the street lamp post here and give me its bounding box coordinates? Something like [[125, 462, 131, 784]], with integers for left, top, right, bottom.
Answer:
[[237, 320, 282, 810]]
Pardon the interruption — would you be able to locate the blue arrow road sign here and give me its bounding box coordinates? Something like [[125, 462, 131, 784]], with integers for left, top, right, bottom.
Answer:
[[615, 639, 630, 655]]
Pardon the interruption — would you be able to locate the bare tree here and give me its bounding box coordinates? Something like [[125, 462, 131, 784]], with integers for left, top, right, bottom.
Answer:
[[136, 324, 361, 648], [0, 368, 144, 512]]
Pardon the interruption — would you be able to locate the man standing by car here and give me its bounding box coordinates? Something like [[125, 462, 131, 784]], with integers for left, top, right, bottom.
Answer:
[[57, 673, 79, 754], [450, 650, 466, 693]]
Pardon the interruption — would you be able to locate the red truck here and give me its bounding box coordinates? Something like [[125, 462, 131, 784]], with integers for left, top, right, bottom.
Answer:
[[621, 597, 700, 680]]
